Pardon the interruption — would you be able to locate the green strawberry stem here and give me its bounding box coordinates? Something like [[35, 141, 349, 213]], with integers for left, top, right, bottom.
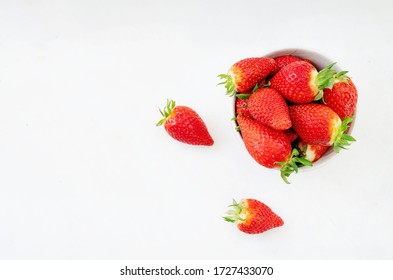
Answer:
[[156, 99, 176, 126], [218, 74, 236, 97], [314, 62, 340, 101], [336, 70, 349, 80], [223, 199, 245, 223], [276, 148, 313, 184], [333, 116, 356, 153], [260, 80, 271, 88], [236, 93, 252, 100], [251, 81, 270, 93]]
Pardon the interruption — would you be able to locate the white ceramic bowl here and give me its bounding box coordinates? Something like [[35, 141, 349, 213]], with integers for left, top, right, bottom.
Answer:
[[232, 48, 356, 171]]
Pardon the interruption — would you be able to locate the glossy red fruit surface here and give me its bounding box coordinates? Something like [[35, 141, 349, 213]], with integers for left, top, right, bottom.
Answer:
[[289, 103, 341, 146], [248, 88, 292, 130], [283, 129, 298, 143], [323, 77, 358, 120], [237, 115, 291, 168], [270, 61, 318, 103], [271, 55, 303, 75]]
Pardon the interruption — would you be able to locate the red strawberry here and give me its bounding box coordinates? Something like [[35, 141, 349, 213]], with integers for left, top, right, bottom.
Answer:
[[247, 88, 292, 130], [289, 103, 355, 152], [235, 97, 253, 118], [234, 79, 272, 120], [237, 115, 312, 183], [224, 199, 284, 234], [298, 139, 330, 163], [270, 61, 338, 104], [271, 55, 303, 75], [283, 129, 298, 143], [234, 78, 271, 120], [157, 99, 214, 146], [323, 76, 358, 120], [237, 115, 291, 168], [218, 57, 276, 96]]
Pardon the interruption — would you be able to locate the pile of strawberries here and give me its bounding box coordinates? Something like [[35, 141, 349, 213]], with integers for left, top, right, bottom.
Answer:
[[218, 54, 357, 183]]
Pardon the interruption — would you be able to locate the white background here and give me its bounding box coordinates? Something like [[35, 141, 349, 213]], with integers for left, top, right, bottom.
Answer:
[[1, 0, 393, 259]]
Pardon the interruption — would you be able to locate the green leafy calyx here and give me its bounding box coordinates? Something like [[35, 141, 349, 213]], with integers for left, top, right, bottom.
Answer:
[[236, 93, 252, 100], [156, 99, 176, 126], [315, 63, 350, 101], [223, 199, 245, 223], [276, 148, 313, 184], [333, 116, 356, 153], [218, 74, 236, 97]]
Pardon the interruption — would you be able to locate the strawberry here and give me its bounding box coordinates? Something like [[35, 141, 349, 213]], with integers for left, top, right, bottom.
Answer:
[[271, 55, 303, 75], [289, 103, 355, 152], [218, 57, 276, 96], [157, 99, 214, 146], [270, 61, 338, 104], [283, 129, 298, 143], [224, 199, 284, 234], [237, 115, 291, 168], [247, 88, 292, 130], [298, 139, 330, 163], [235, 97, 253, 118], [234, 79, 271, 120], [237, 115, 312, 183], [323, 75, 358, 120]]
